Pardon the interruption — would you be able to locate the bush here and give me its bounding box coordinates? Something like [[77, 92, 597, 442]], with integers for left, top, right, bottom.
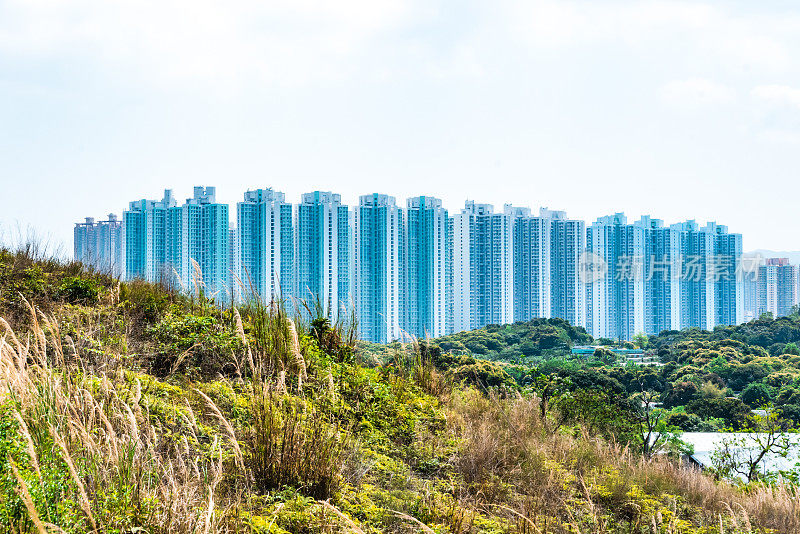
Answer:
[[740, 382, 774, 408], [120, 280, 174, 323], [665, 412, 719, 432], [57, 276, 100, 304], [246, 393, 349, 500], [686, 397, 751, 429], [148, 312, 243, 377], [450, 360, 516, 390], [662, 381, 701, 409]]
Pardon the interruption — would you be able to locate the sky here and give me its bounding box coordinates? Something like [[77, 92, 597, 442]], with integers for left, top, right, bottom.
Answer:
[[1, 0, 799, 254]]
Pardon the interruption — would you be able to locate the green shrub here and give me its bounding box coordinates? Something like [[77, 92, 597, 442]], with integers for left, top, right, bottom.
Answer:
[[120, 280, 175, 322], [246, 393, 349, 500], [740, 382, 774, 408], [57, 276, 100, 304], [148, 312, 243, 377]]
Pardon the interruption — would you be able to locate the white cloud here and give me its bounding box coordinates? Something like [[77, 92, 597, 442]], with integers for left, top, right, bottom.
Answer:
[[659, 78, 736, 108], [0, 0, 419, 89], [503, 0, 798, 72], [752, 85, 800, 109], [2, 0, 800, 96]]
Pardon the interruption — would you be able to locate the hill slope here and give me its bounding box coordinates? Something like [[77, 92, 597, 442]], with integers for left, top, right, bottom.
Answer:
[[0, 248, 797, 533]]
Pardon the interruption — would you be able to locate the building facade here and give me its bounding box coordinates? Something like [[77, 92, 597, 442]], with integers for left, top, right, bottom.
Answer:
[[758, 258, 798, 318], [506, 205, 551, 322], [586, 213, 645, 341], [122, 189, 176, 282], [712, 223, 743, 327], [672, 221, 716, 331], [353, 194, 403, 343], [86, 186, 756, 341], [549, 210, 586, 328], [640, 217, 680, 335], [166, 186, 229, 298], [404, 196, 449, 339], [74, 217, 97, 267], [236, 188, 294, 304], [296, 191, 351, 318], [453, 201, 513, 332]]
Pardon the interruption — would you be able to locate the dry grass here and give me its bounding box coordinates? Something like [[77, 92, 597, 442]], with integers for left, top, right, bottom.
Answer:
[[1, 259, 799, 533], [0, 305, 234, 533], [245, 383, 350, 499], [447, 388, 800, 533]]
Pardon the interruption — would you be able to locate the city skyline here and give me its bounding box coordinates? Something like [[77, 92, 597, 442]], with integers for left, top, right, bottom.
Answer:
[[75, 183, 800, 342], [14, 181, 800, 259]]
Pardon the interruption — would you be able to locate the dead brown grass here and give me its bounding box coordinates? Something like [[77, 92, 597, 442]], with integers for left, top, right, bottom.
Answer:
[[447, 388, 800, 533]]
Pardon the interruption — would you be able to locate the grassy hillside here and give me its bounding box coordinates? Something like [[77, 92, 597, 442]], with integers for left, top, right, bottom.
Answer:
[[0, 247, 798, 533]]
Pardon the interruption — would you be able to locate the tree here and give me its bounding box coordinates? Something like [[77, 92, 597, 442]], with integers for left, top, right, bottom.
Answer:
[[710, 411, 793, 483], [553, 388, 639, 444], [784, 342, 800, 356], [637, 383, 690, 459], [663, 381, 700, 409], [740, 382, 773, 408], [633, 332, 649, 349], [594, 346, 617, 366], [529, 373, 570, 419], [686, 397, 751, 429]]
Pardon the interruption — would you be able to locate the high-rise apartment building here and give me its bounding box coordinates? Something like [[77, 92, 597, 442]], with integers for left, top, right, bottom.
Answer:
[[94, 214, 123, 277], [445, 215, 455, 335], [712, 223, 743, 327], [671, 221, 716, 330], [236, 188, 294, 304], [74, 217, 97, 267], [353, 194, 403, 343], [100, 186, 756, 340], [75, 215, 122, 276], [123, 190, 176, 282], [639, 217, 681, 335], [453, 201, 513, 332], [296, 191, 351, 318], [228, 227, 239, 303], [76, 215, 122, 275], [549, 210, 586, 328], [586, 213, 645, 341], [404, 196, 449, 339], [506, 205, 551, 322], [166, 186, 229, 298], [758, 258, 798, 318]]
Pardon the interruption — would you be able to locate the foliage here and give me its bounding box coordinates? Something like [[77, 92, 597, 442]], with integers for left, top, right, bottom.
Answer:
[[431, 317, 592, 362], [710, 412, 795, 483], [1, 250, 800, 533], [740, 382, 775, 408], [148, 311, 244, 377], [246, 391, 349, 499]]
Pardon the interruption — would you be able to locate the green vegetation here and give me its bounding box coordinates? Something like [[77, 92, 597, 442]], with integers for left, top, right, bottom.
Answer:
[[359, 317, 592, 365], [0, 247, 799, 532]]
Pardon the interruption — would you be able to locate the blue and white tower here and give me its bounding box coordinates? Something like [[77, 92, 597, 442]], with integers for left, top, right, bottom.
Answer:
[[296, 191, 351, 318], [166, 186, 229, 299], [404, 196, 449, 339], [236, 188, 294, 304], [353, 194, 403, 343], [586, 213, 645, 341], [122, 189, 176, 282], [453, 201, 513, 332]]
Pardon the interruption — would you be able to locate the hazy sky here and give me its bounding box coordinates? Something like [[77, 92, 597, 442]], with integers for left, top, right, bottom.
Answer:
[[1, 0, 799, 253]]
